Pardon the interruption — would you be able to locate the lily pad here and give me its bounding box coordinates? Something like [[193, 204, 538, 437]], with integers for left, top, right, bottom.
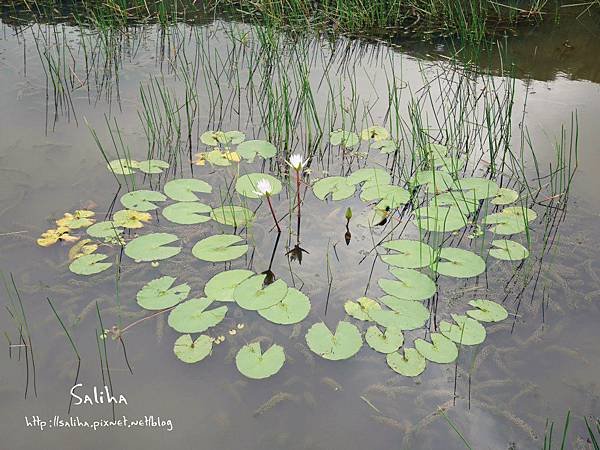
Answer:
[[136, 276, 190, 310], [361, 125, 389, 141], [492, 188, 519, 205], [258, 288, 311, 325], [411, 170, 454, 192], [432, 192, 479, 215], [200, 130, 228, 146], [330, 130, 360, 148], [173, 334, 213, 364], [380, 240, 435, 269], [234, 274, 288, 311], [361, 185, 410, 209], [237, 139, 277, 161], [378, 268, 436, 301], [125, 233, 181, 262], [502, 206, 538, 222], [365, 326, 404, 354], [164, 178, 212, 201], [162, 202, 212, 225], [344, 297, 381, 321], [120, 190, 166, 212], [371, 139, 397, 154], [210, 205, 255, 227], [87, 221, 123, 239], [413, 205, 468, 232], [453, 177, 499, 200], [235, 173, 282, 199], [204, 269, 255, 302], [205, 149, 239, 166], [466, 299, 508, 322], [312, 176, 355, 201], [236, 343, 285, 380], [168, 297, 228, 333], [421, 143, 449, 160], [137, 159, 169, 174], [107, 158, 138, 175], [347, 168, 391, 187], [192, 234, 248, 262], [489, 239, 529, 261], [305, 321, 362, 361], [370, 297, 430, 330], [440, 314, 486, 345], [483, 212, 528, 235], [56, 211, 95, 229], [415, 333, 458, 364], [435, 247, 485, 278], [69, 253, 112, 275], [386, 348, 426, 377], [113, 209, 151, 229]]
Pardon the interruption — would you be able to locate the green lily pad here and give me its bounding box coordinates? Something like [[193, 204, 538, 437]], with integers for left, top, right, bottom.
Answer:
[[224, 130, 246, 145], [421, 143, 449, 160], [120, 189, 166, 212], [137, 159, 169, 174], [125, 233, 181, 262], [107, 159, 138, 175], [380, 240, 435, 269], [205, 149, 236, 166], [435, 156, 465, 174], [237, 139, 277, 161], [192, 234, 248, 262], [235, 173, 282, 199], [305, 321, 362, 361], [370, 297, 430, 330], [453, 177, 499, 200], [365, 326, 404, 354], [361, 185, 410, 209], [489, 239, 529, 261], [413, 205, 468, 232], [200, 130, 229, 146], [87, 221, 123, 239], [411, 170, 454, 192], [210, 205, 255, 227], [378, 268, 436, 301], [347, 168, 391, 187], [136, 276, 190, 310], [233, 274, 288, 311], [361, 125, 389, 141], [312, 176, 355, 201], [204, 269, 255, 302], [236, 343, 285, 380], [502, 206, 538, 222], [258, 288, 311, 324], [435, 247, 485, 278], [330, 129, 360, 147], [415, 333, 458, 364], [466, 299, 508, 322], [432, 192, 479, 215], [386, 348, 426, 377], [113, 209, 151, 229], [164, 178, 212, 201], [173, 334, 213, 364], [440, 314, 486, 345], [344, 297, 381, 321], [168, 298, 228, 333], [162, 202, 212, 225], [371, 139, 397, 154], [492, 188, 519, 205], [69, 253, 112, 275], [482, 212, 528, 235]]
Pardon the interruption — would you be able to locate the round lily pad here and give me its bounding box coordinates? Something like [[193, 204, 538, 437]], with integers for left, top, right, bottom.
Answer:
[[258, 288, 311, 325], [413, 205, 468, 232], [371, 139, 397, 154], [362, 185, 410, 209], [380, 240, 435, 269], [107, 159, 138, 175], [206, 149, 238, 166], [173, 334, 213, 364], [204, 269, 255, 302], [330, 129, 360, 147], [87, 221, 123, 239], [120, 189, 166, 212], [69, 253, 112, 275], [162, 202, 212, 225], [210, 206, 255, 227], [136, 276, 190, 310], [432, 192, 479, 215], [492, 188, 519, 205], [192, 234, 248, 262], [234, 274, 288, 311], [305, 321, 362, 361], [168, 297, 228, 333], [501, 206, 537, 222], [378, 268, 436, 301], [312, 176, 355, 201], [440, 314, 486, 345], [386, 348, 426, 377], [370, 297, 430, 330], [435, 247, 485, 278], [200, 130, 228, 146], [411, 170, 454, 192], [422, 143, 449, 160], [236, 342, 285, 380], [365, 326, 404, 354], [361, 125, 389, 141], [415, 333, 458, 364], [453, 177, 499, 200], [482, 212, 528, 235], [113, 209, 151, 229], [137, 159, 169, 174], [344, 297, 381, 321], [489, 239, 529, 261], [164, 178, 212, 201], [124, 233, 181, 262], [466, 299, 508, 322], [347, 168, 391, 187], [235, 173, 282, 199], [236, 139, 277, 161]]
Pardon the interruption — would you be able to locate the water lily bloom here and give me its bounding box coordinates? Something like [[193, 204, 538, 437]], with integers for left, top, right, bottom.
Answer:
[[253, 179, 273, 197], [287, 154, 307, 171]]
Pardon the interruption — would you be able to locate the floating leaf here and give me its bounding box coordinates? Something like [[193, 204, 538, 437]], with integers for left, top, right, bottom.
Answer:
[[380, 240, 434, 269], [204, 270, 254, 302], [492, 188, 519, 205], [200, 130, 227, 146], [312, 176, 355, 201], [361, 125, 389, 141], [236, 173, 282, 199], [347, 168, 391, 187], [258, 288, 310, 324], [432, 192, 479, 215], [305, 321, 362, 361], [87, 221, 123, 239], [440, 314, 486, 345], [237, 139, 277, 161], [210, 205, 255, 227], [330, 130, 360, 148], [113, 209, 151, 229], [234, 274, 288, 311], [370, 297, 430, 330], [236, 342, 285, 380], [192, 234, 248, 262], [371, 139, 397, 154], [224, 130, 246, 145], [344, 297, 380, 321], [125, 233, 181, 262], [162, 202, 212, 225], [69, 253, 112, 275], [453, 177, 499, 200], [501, 206, 538, 222], [205, 149, 237, 166], [56, 210, 95, 229], [137, 159, 169, 174], [421, 143, 449, 160], [378, 268, 436, 301], [489, 239, 529, 261], [413, 205, 468, 232], [107, 159, 138, 175], [361, 185, 409, 209], [435, 247, 485, 278], [365, 326, 404, 354], [411, 170, 454, 192], [120, 190, 166, 212], [435, 156, 465, 174], [164, 178, 212, 201], [386, 348, 426, 377], [482, 212, 528, 235], [466, 299, 508, 322], [415, 333, 458, 364], [37, 226, 79, 246], [168, 297, 227, 333], [137, 276, 190, 310], [173, 334, 213, 364], [68, 239, 98, 261]]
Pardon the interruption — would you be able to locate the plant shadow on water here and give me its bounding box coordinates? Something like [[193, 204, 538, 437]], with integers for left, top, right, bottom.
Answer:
[[0, 6, 600, 450]]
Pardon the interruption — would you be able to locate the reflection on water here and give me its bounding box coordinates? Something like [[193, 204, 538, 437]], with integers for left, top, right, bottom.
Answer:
[[0, 15, 599, 450]]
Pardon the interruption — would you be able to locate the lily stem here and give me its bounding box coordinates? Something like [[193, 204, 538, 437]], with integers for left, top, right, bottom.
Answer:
[[266, 195, 281, 233]]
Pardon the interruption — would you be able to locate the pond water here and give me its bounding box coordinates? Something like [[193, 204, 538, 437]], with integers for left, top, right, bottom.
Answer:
[[1, 13, 599, 450]]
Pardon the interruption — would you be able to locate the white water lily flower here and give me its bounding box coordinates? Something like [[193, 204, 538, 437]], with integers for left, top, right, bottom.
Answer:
[[287, 154, 307, 171], [253, 178, 273, 197]]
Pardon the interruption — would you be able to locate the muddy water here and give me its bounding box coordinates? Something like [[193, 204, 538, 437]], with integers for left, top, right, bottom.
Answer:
[[1, 17, 599, 450]]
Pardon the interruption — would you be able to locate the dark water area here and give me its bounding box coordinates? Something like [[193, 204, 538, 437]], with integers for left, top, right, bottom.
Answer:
[[0, 11, 599, 450]]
